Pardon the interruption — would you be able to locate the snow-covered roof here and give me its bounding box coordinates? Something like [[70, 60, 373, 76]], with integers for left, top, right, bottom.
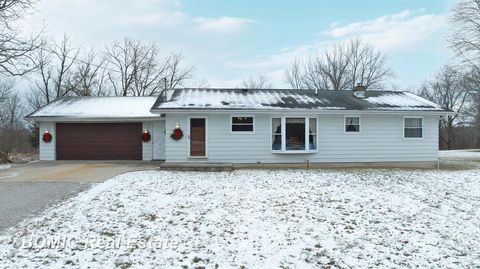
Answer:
[[29, 96, 159, 119], [152, 88, 447, 112]]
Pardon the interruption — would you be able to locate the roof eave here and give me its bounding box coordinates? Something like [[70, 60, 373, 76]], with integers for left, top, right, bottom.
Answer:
[[28, 116, 164, 122], [150, 107, 451, 115]]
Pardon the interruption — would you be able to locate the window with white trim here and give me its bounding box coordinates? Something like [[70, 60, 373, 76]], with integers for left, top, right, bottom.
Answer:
[[231, 116, 254, 132], [404, 117, 423, 138], [271, 117, 317, 151], [345, 116, 360, 132]]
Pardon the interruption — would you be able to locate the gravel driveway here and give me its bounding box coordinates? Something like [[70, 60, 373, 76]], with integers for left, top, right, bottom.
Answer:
[[0, 161, 161, 231]]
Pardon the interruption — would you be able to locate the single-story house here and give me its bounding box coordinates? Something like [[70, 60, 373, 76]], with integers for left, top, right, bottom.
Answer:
[[28, 86, 450, 167]]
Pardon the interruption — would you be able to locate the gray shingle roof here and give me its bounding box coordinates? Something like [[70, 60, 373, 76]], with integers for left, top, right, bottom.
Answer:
[[151, 88, 447, 112]]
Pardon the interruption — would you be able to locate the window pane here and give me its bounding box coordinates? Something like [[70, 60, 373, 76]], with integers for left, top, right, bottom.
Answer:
[[232, 124, 253, 132], [405, 118, 422, 128], [309, 135, 317, 150], [309, 118, 317, 133], [286, 118, 305, 150], [232, 117, 253, 124], [272, 135, 282, 150], [346, 117, 359, 125], [271, 118, 282, 150], [272, 118, 281, 134], [405, 128, 422, 138], [345, 124, 360, 132]]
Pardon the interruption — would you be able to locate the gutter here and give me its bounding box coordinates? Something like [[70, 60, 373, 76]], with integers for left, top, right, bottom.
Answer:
[[149, 108, 453, 116], [27, 116, 165, 122]]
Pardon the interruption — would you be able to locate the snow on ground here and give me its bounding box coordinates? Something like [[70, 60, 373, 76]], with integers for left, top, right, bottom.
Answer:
[[0, 164, 11, 170], [440, 149, 480, 161], [0, 168, 479, 268]]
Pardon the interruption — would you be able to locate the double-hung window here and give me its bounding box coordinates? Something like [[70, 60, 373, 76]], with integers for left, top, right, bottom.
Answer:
[[231, 116, 254, 132], [404, 117, 423, 139], [271, 117, 317, 152], [345, 116, 360, 133]]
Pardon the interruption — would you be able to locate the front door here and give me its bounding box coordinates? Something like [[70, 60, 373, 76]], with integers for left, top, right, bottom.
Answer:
[[152, 121, 165, 160], [190, 118, 206, 157]]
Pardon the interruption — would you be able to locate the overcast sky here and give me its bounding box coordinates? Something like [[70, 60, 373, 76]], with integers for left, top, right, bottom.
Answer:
[[23, 0, 453, 89]]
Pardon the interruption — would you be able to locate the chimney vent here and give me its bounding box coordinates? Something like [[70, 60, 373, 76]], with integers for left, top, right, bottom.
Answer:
[[353, 83, 366, 98]]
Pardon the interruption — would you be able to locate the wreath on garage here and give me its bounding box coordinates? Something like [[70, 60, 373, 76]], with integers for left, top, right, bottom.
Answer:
[[142, 130, 151, 142], [170, 127, 183, 141], [42, 131, 52, 143]]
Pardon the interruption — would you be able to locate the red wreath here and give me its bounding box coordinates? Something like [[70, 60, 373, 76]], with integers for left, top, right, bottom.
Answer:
[[170, 127, 183, 141], [42, 132, 52, 143], [142, 131, 151, 142]]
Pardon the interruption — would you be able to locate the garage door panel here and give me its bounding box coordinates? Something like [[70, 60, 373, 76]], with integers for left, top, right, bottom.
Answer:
[[56, 123, 142, 160]]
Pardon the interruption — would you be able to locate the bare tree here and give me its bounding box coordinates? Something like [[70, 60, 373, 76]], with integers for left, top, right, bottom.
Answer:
[[66, 49, 109, 96], [470, 91, 480, 147], [105, 38, 193, 97], [0, 79, 10, 103], [286, 38, 392, 91], [240, 75, 272, 89], [0, 0, 35, 22], [52, 35, 80, 98], [448, 0, 480, 148], [28, 35, 80, 109], [419, 65, 470, 149], [347, 37, 392, 90], [462, 69, 480, 147], [105, 39, 135, 96], [0, 0, 42, 77], [2, 92, 22, 129], [449, 0, 480, 73], [285, 59, 305, 89], [0, 80, 31, 161], [302, 57, 330, 90], [165, 53, 194, 92]]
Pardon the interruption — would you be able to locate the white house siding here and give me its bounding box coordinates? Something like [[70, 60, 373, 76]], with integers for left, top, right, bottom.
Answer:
[[39, 121, 56, 160], [165, 113, 439, 163], [142, 122, 153, 161]]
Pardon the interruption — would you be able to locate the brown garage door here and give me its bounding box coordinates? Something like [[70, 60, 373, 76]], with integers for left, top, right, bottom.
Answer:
[[56, 123, 142, 160]]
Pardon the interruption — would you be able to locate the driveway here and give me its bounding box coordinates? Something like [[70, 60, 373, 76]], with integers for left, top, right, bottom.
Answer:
[[0, 161, 161, 231]]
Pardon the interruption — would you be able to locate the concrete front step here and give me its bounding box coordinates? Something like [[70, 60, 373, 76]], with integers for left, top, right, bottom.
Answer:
[[158, 163, 234, 172]]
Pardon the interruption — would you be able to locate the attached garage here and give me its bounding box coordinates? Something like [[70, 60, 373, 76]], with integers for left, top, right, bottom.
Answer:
[[28, 96, 165, 161], [56, 123, 142, 160]]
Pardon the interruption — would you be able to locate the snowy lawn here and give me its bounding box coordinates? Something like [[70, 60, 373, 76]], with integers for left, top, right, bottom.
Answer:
[[440, 149, 480, 161], [0, 168, 479, 268], [0, 164, 11, 170]]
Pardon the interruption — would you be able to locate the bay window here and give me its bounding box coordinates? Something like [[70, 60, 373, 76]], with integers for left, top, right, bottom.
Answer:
[[286, 118, 305, 150], [271, 117, 317, 152]]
